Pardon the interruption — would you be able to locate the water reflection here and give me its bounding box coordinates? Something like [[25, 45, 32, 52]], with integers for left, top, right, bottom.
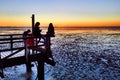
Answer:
[[0, 27, 120, 80]]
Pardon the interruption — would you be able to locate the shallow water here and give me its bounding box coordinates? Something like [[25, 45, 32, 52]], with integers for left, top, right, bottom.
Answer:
[[0, 27, 120, 80]]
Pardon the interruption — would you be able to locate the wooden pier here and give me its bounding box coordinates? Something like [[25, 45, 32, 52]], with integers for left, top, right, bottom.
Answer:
[[0, 14, 56, 80]]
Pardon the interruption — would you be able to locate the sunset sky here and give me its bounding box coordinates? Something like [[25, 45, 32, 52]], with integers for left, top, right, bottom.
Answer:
[[0, 0, 120, 27]]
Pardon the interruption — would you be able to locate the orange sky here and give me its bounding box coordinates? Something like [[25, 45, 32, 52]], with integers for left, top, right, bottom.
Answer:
[[0, 15, 120, 27], [0, 0, 120, 27], [0, 17, 120, 27]]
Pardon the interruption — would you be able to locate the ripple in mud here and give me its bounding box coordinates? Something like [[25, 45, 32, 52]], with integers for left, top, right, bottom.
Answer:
[[50, 33, 120, 80]]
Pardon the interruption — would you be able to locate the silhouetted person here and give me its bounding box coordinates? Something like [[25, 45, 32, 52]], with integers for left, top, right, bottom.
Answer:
[[47, 23, 55, 37], [23, 29, 31, 58], [23, 29, 31, 42], [46, 23, 55, 62], [34, 22, 46, 44]]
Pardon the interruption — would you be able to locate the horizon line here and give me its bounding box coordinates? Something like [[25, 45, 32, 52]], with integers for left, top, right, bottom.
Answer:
[[0, 26, 120, 28]]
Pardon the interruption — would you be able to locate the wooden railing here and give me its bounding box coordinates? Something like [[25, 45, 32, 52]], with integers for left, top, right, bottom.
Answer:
[[0, 34, 45, 52], [0, 33, 55, 79]]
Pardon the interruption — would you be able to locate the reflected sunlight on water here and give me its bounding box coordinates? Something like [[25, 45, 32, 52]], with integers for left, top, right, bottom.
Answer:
[[55, 27, 120, 34], [0, 27, 120, 35]]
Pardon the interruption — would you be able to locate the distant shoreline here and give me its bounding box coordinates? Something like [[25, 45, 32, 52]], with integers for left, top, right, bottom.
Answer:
[[0, 26, 120, 28], [0, 26, 120, 30]]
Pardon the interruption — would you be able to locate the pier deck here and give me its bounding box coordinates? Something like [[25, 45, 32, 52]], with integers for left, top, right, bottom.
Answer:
[[0, 33, 55, 80]]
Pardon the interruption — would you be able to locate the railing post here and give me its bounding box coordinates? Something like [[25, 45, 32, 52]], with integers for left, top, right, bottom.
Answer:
[[10, 35, 13, 53], [32, 14, 35, 35], [31, 14, 36, 54], [45, 36, 53, 59], [0, 53, 4, 78], [45, 36, 50, 51], [25, 38, 31, 72]]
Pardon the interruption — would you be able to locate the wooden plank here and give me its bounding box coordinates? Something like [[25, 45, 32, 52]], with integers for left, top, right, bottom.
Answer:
[[2, 48, 24, 60], [0, 53, 55, 68], [34, 47, 46, 53], [0, 47, 25, 52], [0, 54, 39, 68], [0, 41, 23, 44], [0, 44, 44, 52], [0, 34, 22, 36], [0, 36, 33, 41]]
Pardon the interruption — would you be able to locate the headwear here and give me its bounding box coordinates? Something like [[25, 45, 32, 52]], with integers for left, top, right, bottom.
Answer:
[[27, 29, 31, 32]]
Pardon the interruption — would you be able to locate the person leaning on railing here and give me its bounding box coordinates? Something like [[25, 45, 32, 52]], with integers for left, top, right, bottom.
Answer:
[[23, 29, 31, 43], [34, 22, 46, 44]]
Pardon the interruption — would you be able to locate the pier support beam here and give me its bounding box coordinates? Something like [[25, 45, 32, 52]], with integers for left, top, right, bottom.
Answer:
[[0, 63, 4, 78], [37, 59, 44, 80], [0, 53, 4, 78], [25, 40, 32, 73], [26, 60, 32, 73]]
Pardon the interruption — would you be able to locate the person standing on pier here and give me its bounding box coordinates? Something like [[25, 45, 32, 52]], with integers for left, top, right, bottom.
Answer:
[[47, 23, 55, 37], [34, 22, 46, 44]]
